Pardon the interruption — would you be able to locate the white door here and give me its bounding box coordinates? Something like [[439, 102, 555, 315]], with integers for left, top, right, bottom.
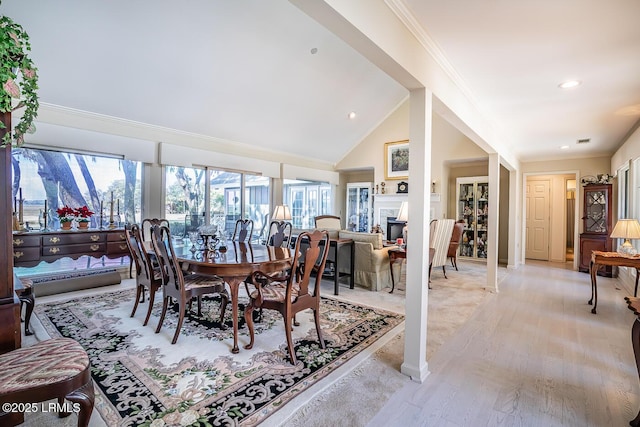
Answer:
[[526, 179, 550, 260]]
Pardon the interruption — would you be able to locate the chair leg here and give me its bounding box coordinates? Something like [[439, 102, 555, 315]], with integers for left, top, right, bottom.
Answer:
[[243, 301, 256, 350], [218, 293, 228, 324], [171, 300, 186, 344], [453, 256, 458, 271], [156, 297, 169, 333], [313, 308, 325, 349], [64, 379, 95, 427], [284, 316, 297, 364], [442, 265, 448, 279], [197, 296, 202, 317], [143, 287, 156, 326], [131, 285, 143, 318]]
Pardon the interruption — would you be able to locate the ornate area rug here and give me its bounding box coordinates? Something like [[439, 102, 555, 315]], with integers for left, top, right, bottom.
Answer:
[[34, 289, 403, 426]]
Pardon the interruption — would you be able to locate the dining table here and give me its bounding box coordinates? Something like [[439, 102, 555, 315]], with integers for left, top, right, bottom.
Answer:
[[174, 241, 293, 354]]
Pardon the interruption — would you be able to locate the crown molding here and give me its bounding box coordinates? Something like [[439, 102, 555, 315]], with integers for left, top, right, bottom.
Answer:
[[384, 0, 487, 117]]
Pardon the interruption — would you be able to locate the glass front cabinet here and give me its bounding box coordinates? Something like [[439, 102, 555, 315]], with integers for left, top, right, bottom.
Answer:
[[456, 176, 489, 260], [345, 182, 372, 232], [579, 184, 614, 276]]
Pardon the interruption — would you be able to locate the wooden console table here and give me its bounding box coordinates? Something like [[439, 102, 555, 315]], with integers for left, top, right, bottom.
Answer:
[[589, 250, 640, 314], [12, 229, 129, 267], [388, 247, 435, 293]]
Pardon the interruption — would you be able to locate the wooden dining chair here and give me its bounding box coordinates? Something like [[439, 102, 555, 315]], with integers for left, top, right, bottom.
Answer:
[[267, 220, 292, 248], [127, 218, 169, 278], [232, 219, 254, 242], [125, 224, 163, 326], [150, 225, 230, 344], [244, 229, 330, 364]]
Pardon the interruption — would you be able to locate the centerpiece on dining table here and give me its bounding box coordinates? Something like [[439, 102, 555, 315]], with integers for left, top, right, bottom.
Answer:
[[197, 224, 220, 250]]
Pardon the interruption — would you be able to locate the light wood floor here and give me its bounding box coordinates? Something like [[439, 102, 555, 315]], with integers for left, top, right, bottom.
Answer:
[[368, 261, 640, 426]]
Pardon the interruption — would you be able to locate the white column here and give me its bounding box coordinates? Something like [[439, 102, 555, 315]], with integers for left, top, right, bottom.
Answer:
[[507, 168, 520, 269], [144, 163, 164, 219], [487, 153, 500, 292], [400, 88, 432, 382]]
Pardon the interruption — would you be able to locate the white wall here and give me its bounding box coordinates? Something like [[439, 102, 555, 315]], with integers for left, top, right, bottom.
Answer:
[[337, 98, 488, 215]]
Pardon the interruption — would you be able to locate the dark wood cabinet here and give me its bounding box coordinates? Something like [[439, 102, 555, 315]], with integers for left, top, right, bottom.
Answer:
[[13, 229, 129, 267], [579, 184, 615, 276]]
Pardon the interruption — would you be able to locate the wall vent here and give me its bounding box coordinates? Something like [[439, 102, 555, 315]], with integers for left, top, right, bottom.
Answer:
[[576, 138, 591, 144]]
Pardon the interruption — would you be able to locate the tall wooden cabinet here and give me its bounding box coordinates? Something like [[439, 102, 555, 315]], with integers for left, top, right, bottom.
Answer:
[[579, 184, 615, 276]]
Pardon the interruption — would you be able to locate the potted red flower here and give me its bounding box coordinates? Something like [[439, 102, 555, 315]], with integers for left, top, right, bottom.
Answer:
[[74, 205, 94, 229], [56, 205, 75, 230]]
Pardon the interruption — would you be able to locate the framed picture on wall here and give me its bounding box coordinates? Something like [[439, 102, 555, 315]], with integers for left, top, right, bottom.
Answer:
[[384, 140, 409, 180]]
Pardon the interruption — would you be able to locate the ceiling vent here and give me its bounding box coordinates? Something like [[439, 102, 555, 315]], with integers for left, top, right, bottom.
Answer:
[[576, 138, 591, 144]]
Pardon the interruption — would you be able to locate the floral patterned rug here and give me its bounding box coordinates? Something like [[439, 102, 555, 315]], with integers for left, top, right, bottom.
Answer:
[[34, 289, 403, 426]]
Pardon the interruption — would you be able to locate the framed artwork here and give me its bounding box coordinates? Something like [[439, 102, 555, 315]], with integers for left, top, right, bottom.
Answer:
[[384, 140, 409, 180]]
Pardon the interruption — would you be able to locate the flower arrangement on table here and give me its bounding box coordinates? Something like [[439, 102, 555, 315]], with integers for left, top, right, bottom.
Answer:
[[74, 205, 94, 222], [56, 205, 75, 224], [56, 205, 94, 229], [1, 14, 39, 146]]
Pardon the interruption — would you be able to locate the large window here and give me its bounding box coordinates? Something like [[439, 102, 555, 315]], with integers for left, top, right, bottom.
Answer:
[[165, 166, 206, 237], [12, 147, 142, 230], [165, 166, 270, 240], [283, 179, 332, 229]]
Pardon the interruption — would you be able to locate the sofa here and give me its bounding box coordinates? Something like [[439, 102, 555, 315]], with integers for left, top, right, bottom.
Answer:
[[337, 230, 398, 291], [292, 228, 398, 291]]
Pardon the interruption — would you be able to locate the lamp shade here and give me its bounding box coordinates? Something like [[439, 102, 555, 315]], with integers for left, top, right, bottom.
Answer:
[[396, 201, 408, 222], [610, 219, 640, 239], [272, 205, 292, 221]]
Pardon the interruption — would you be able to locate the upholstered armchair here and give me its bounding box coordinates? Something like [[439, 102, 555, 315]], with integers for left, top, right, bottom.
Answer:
[[338, 230, 397, 291], [429, 219, 455, 282]]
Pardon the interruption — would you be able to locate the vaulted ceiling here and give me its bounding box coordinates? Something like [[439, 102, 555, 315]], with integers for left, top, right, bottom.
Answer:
[[3, 0, 639, 165]]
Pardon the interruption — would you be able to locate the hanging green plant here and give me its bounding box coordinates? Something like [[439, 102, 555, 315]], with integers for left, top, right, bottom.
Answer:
[[0, 7, 39, 146]]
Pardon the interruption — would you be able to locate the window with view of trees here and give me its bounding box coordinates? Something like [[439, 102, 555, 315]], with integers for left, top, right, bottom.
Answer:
[[165, 167, 270, 241], [12, 147, 142, 230]]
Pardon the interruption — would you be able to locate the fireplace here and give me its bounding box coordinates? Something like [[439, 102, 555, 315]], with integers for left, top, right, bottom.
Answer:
[[387, 217, 406, 242], [373, 194, 407, 241]]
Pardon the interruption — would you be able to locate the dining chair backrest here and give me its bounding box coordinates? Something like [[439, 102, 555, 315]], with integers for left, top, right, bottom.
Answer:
[[267, 220, 292, 248], [314, 215, 341, 231], [295, 230, 331, 299], [125, 224, 156, 286], [150, 224, 184, 299], [141, 218, 169, 241], [232, 219, 254, 242]]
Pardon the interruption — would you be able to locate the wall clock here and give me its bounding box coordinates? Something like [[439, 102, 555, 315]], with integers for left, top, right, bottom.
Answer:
[[397, 181, 408, 193]]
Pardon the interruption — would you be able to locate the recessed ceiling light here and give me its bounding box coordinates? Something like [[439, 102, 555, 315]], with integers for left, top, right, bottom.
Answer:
[[560, 145, 570, 150], [558, 80, 581, 89], [348, 112, 356, 119]]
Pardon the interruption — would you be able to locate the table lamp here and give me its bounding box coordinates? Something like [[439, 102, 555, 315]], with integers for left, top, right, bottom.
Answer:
[[610, 218, 640, 255], [396, 201, 408, 248], [272, 205, 292, 224]]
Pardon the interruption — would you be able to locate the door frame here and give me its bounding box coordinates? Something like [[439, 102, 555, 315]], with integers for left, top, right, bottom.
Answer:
[[522, 171, 580, 270]]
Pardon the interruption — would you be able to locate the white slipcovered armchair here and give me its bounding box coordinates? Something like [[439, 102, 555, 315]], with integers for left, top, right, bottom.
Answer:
[[338, 230, 397, 291], [429, 219, 455, 284]]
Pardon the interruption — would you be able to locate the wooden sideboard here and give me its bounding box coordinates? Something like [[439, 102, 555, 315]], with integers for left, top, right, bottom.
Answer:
[[13, 229, 129, 267]]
